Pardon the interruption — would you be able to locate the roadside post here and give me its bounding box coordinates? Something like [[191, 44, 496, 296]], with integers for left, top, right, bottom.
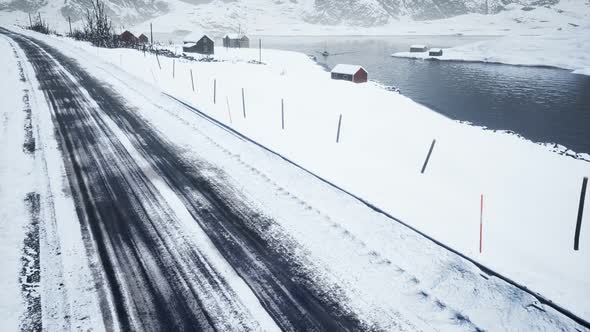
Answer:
[[281, 99, 285, 130], [480, 194, 484, 253], [336, 114, 342, 143], [574, 177, 588, 250], [242, 88, 246, 118], [421, 139, 436, 174]]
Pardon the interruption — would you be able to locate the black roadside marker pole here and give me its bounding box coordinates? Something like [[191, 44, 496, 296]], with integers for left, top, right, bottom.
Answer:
[[336, 114, 342, 143], [574, 177, 588, 251], [190, 69, 194, 92], [213, 79, 216, 104], [421, 139, 436, 174], [242, 88, 246, 118], [281, 99, 285, 130]]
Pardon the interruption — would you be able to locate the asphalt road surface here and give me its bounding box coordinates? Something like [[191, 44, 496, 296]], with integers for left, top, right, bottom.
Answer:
[[2, 29, 366, 332]]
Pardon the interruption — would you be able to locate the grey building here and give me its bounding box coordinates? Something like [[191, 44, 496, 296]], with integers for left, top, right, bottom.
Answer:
[[223, 34, 250, 48], [183, 34, 214, 55]]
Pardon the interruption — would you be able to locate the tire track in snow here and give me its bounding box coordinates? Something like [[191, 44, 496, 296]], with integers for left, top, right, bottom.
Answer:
[[20, 192, 42, 332], [5, 30, 369, 331], [53, 48, 368, 331], [4, 30, 277, 331]]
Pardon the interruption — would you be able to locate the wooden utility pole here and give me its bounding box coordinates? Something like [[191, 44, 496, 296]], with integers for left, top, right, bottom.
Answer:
[[259, 39, 262, 63], [28, 13, 32, 27], [150, 23, 153, 45], [68, 16, 72, 35]]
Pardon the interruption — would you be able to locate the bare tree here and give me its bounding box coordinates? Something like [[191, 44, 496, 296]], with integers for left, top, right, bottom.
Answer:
[[83, 0, 116, 47], [28, 13, 50, 34]]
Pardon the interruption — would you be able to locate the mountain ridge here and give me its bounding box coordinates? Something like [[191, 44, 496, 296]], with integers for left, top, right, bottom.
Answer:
[[0, 0, 561, 29]]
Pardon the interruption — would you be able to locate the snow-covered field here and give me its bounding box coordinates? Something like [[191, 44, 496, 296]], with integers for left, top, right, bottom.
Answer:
[[392, 26, 590, 75], [5, 24, 588, 325]]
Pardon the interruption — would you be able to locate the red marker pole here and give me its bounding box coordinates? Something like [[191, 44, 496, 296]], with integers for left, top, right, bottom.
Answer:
[[479, 194, 484, 254]]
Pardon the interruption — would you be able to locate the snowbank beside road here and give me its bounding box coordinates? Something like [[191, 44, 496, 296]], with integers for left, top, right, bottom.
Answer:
[[392, 28, 590, 75], [0, 30, 106, 331], [0, 34, 31, 331], [7, 27, 590, 323]]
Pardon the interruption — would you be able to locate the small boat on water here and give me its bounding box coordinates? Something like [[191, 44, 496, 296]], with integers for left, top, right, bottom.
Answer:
[[385, 85, 401, 93], [316, 41, 358, 58]]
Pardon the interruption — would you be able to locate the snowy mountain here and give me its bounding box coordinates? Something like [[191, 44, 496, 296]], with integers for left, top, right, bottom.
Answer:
[[304, 0, 559, 25], [0, 0, 565, 29], [0, 0, 168, 25]]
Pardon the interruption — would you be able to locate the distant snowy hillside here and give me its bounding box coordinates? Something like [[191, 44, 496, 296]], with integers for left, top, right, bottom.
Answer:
[[0, 0, 168, 26], [0, 0, 570, 30], [303, 0, 557, 25]]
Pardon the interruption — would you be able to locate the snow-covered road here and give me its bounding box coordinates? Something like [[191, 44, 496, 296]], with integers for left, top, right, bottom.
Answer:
[[1, 28, 589, 331], [2, 29, 360, 331]]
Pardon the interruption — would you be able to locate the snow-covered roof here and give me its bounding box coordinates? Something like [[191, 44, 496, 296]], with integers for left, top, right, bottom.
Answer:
[[184, 31, 212, 43], [224, 34, 247, 39], [331, 64, 366, 75], [410, 44, 428, 48], [429, 48, 442, 52], [183, 43, 196, 48]]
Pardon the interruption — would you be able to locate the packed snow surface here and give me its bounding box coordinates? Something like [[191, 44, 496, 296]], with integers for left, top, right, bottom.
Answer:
[[4, 24, 588, 325]]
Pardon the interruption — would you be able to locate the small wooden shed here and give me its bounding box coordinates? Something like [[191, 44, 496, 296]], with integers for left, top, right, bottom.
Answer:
[[119, 30, 138, 44], [183, 34, 214, 55], [138, 33, 149, 44], [223, 34, 249, 48], [429, 48, 443, 56], [410, 44, 429, 52], [331, 64, 368, 83]]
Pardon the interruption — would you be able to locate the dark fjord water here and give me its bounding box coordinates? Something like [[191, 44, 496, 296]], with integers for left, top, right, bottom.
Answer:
[[256, 35, 590, 154]]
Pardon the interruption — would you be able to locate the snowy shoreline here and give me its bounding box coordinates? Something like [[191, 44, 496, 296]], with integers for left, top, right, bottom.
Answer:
[[392, 28, 590, 76], [393, 55, 571, 71], [393, 52, 590, 76]]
